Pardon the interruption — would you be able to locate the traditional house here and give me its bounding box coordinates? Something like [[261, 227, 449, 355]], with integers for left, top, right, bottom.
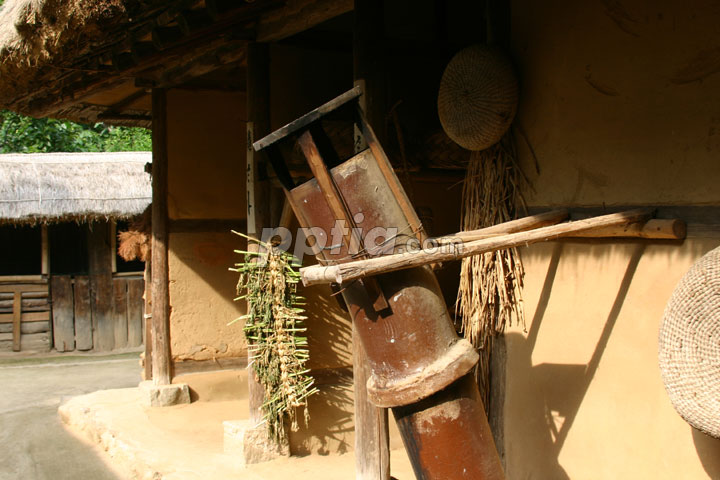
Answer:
[[0, 0, 718, 478], [0, 152, 150, 352]]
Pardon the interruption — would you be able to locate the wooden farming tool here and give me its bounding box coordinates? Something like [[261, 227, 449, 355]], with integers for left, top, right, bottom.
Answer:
[[254, 86, 504, 480], [300, 209, 687, 286]]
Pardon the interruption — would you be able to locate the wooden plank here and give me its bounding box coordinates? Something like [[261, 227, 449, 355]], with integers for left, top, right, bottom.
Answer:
[[301, 209, 654, 286], [256, 0, 353, 43], [151, 88, 172, 384], [127, 277, 144, 347], [0, 292, 48, 300], [0, 321, 51, 334], [113, 277, 129, 349], [0, 332, 51, 352], [0, 311, 50, 323], [51, 276, 75, 352], [0, 298, 50, 311], [0, 284, 49, 293], [12, 292, 21, 352], [357, 106, 426, 244], [88, 222, 115, 351], [253, 86, 361, 150], [73, 276, 93, 351], [0, 275, 45, 283]]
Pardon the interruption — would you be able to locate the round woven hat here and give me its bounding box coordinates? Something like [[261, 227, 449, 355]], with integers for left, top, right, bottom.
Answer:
[[659, 246, 720, 438], [437, 44, 518, 151]]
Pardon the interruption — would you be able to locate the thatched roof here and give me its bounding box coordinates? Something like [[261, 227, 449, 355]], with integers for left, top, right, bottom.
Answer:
[[0, 0, 352, 126], [0, 151, 151, 224]]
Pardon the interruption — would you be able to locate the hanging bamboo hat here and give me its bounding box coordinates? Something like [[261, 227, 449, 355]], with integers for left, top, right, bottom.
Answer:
[[437, 44, 518, 151], [659, 246, 720, 438]]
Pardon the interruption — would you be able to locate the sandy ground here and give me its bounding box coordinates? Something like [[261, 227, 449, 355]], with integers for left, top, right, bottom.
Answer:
[[58, 368, 415, 480], [0, 352, 141, 480]]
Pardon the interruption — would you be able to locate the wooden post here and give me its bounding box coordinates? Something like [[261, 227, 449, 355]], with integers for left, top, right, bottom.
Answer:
[[40, 225, 49, 276], [143, 257, 153, 380], [246, 42, 271, 427], [12, 292, 21, 352], [151, 88, 172, 386], [354, 2, 391, 477]]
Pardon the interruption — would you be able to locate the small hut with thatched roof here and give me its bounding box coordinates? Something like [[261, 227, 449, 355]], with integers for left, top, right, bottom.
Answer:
[[0, 151, 151, 353]]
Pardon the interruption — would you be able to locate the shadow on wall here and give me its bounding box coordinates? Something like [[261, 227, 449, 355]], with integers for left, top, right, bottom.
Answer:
[[693, 428, 720, 479], [506, 242, 646, 478], [288, 382, 354, 456]]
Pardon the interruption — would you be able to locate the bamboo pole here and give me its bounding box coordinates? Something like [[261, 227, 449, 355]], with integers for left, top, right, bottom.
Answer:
[[301, 209, 654, 286]]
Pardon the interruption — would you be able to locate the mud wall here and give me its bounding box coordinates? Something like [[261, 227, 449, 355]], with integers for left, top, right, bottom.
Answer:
[[504, 1, 720, 478]]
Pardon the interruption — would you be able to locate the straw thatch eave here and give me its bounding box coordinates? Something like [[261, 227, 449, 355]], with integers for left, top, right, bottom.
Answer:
[[0, 0, 352, 125], [0, 151, 152, 225]]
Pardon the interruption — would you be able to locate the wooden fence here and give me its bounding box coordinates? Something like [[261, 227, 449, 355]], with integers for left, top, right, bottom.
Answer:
[[0, 276, 51, 352], [0, 274, 143, 353]]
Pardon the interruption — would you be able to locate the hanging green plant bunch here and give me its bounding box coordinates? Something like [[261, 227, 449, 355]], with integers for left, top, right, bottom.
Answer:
[[230, 231, 318, 441]]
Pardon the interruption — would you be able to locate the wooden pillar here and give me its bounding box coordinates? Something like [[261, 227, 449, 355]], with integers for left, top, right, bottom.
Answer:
[[151, 88, 172, 386], [353, 1, 391, 478], [40, 225, 49, 276], [143, 257, 153, 381], [246, 42, 272, 427]]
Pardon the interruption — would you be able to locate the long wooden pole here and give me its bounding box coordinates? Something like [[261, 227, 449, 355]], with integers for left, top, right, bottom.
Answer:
[[301, 209, 654, 286], [354, 1, 390, 477], [151, 88, 172, 386], [246, 42, 272, 429]]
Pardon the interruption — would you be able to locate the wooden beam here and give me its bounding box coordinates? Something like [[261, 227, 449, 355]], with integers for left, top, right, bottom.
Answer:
[[256, 0, 354, 42], [301, 209, 654, 286], [246, 40, 273, 430], [151, 88, 172, 386], [0, 284, 48, 293], [353, 2, 390, 477], [0, 311, 51, 324]]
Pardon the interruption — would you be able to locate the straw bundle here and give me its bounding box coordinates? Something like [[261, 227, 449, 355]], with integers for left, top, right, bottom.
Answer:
[[231, 233, 318, 441], [117, 204, 151, 262], [456, 132, 526, 407]]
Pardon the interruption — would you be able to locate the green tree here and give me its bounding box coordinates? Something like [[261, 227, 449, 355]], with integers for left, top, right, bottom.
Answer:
[[0, 111, 151, 153]]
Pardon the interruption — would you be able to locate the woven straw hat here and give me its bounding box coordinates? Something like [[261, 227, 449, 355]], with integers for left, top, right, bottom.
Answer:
[[437, 45, 518, 151], [659, 246, 720, 438]]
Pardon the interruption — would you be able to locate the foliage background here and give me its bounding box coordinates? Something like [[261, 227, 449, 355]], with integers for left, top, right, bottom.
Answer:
[[0, 111, 151, 153]]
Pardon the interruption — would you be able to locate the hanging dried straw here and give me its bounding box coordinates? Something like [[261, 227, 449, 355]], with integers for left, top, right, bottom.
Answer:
[[230, 232, 318, 441], [456, 131, 526, 408]]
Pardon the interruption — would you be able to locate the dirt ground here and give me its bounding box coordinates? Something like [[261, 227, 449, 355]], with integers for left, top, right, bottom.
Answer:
[[59, 369, 415, 480], [0, 352, 141, 480]]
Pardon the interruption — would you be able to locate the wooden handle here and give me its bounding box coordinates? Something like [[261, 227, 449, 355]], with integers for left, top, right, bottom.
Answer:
[[300, 209, 654, 286], [569, 218, 686, 239]]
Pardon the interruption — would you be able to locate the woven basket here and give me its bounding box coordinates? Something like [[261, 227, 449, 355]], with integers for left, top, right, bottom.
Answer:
[[659, 246, 720, 438], [437, 45, 518, 151]]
